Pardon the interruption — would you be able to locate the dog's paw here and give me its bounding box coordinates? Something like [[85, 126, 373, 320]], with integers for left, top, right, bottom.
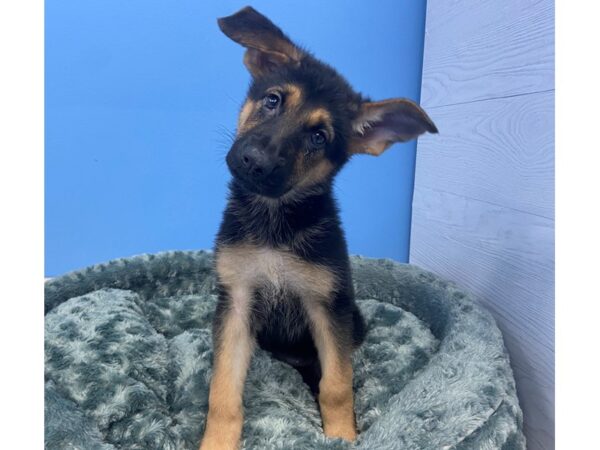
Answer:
[[323, 422, 358, 442], [199, 412, 243, 450], [199, 433, 240, 450]]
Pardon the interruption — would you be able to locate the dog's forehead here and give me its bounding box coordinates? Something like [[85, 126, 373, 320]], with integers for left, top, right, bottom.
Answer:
[[248, 59, 362, 113]]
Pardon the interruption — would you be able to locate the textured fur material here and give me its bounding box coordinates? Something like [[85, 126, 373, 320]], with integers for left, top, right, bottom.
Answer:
[[45, 251, 525, 449]]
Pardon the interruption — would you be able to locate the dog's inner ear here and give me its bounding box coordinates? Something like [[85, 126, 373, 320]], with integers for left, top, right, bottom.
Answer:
[[348, 99, 438, 156], [218, 6, 303, 77]]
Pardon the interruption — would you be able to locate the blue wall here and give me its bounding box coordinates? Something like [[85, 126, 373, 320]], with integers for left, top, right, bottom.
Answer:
[[45, 0, 427, 276]]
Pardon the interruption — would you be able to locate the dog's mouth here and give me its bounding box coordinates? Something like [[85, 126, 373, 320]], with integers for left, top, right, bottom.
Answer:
[[228, 161, 290, 198]]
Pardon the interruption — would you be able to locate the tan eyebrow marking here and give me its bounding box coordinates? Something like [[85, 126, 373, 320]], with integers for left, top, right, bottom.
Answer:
[[237, 100, 255, 134], [306, 108, 335, 140], [282, 83, 302, 109]]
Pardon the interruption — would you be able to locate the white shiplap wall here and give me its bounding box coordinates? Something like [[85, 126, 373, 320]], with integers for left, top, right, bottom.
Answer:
[[411, 1, 554, 449]]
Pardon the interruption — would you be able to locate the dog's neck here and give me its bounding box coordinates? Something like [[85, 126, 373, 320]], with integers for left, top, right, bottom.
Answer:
[[221, 179, 341, 248]]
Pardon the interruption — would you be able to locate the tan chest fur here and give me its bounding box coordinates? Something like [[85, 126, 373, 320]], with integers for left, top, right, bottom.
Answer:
[[216, 244, 336, 302]]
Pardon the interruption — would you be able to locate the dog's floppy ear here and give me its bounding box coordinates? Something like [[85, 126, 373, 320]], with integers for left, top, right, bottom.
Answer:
[[349, 99, 438, 156], [218, 6, 303, 77]]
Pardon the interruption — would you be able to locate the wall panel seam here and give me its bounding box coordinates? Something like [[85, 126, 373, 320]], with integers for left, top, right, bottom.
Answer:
[[425, 88, 555, 110]]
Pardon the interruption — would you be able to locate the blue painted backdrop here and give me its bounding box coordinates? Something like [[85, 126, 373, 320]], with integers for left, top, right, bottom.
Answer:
[[45, 0, 427, 276]]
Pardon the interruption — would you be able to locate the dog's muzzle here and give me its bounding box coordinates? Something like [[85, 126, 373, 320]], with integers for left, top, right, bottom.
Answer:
[[239, 146, 276, 182]]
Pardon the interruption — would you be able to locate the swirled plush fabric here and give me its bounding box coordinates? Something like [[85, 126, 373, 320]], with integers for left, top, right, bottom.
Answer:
[[45, 251, 525, 450]]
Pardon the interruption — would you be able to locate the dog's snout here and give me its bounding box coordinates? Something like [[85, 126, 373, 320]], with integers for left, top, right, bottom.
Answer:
[[240, 146, 273, 179]]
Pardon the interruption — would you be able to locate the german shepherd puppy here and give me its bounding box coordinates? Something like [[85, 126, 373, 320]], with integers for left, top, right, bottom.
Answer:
[[200, 6, 437, 449]]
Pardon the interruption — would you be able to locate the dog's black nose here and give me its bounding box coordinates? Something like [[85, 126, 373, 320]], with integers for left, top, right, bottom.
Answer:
[[240, 146, 273, 179]]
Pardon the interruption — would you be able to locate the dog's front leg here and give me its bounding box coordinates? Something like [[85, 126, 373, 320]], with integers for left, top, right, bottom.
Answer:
[[200, 287, 254, 450], [306, 304, 357, 442]]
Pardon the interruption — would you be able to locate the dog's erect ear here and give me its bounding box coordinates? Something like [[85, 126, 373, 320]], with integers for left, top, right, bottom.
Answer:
[[349, 99, 438, 156], [218, 6, 303, 77]]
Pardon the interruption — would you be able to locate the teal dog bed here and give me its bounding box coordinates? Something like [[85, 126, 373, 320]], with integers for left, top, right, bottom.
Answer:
[[45, 251, 525, 449]]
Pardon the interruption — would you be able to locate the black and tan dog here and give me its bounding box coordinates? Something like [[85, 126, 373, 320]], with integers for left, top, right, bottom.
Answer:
[[200, 6, 437, 450]]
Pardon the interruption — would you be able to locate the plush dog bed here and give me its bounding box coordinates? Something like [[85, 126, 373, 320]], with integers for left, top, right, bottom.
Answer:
[[45, 251, 525, 449]]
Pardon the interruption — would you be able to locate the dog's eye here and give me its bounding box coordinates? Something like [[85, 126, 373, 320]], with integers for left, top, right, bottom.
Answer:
[[310, 130, 327, 147], [263, 93, 281, 110]]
